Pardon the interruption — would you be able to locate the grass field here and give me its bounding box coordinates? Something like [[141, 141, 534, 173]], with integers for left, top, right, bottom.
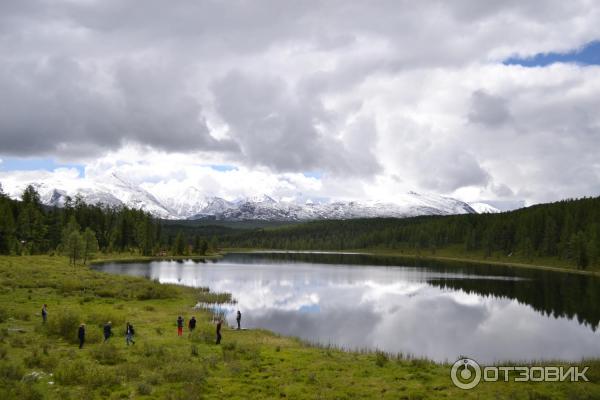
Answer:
[[1, 255, 599, 399]]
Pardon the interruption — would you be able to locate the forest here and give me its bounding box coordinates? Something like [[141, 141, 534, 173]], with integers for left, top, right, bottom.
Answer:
[[220, 196, 600, 269], [0, 185, 214, 262], [2, 184, 599, 269]]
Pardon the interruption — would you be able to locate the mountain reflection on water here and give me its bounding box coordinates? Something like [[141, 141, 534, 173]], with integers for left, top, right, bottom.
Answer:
[[96, 252, 600, 362]]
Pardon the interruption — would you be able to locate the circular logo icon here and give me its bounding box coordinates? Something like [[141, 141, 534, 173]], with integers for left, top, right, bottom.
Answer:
[[450, 358, 481, 390]]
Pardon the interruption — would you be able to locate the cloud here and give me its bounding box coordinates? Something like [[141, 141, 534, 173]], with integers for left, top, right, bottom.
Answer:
[[0, 56, 236, 158], [468, 90, 511, 127], [0, 1, 599, 204], [211, 71, 381, 176]]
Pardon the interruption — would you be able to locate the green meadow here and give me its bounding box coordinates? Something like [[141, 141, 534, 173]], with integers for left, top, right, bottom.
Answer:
[[1, 255, 599, 399]]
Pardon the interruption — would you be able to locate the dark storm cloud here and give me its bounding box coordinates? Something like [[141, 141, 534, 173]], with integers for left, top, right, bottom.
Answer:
[[0, 56, 235, 157]]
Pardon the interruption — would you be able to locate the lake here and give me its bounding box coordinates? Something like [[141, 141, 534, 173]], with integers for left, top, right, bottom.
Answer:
[[95, 252, 600, 363]]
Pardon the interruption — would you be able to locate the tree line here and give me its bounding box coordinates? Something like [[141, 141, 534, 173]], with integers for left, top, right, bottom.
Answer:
[[219, 196, 600, 269], [0, 185, 215, 262]]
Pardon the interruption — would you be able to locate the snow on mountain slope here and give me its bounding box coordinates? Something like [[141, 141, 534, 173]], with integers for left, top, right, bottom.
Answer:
[[469, 202, 501, 214], [0, 174, 478, 220]]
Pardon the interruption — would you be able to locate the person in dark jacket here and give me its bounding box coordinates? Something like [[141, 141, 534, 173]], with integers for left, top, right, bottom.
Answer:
[[126, 322, 135, 345], [78, 323, 85, 349], [41, 304, 48, 324], [236, 310, 241, 330], [177, 316, 184, 337], [188, 316, 196, 333], [216, 319, 222, 344], [103, 321, 112, 342]]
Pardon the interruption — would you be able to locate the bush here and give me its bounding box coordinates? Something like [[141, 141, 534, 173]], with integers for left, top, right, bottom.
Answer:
[[90, 343, 123, 365], [9, 335, 27, 348], [86, 365, 121, 388], [0, 361, 24, 381], [137, 382, 153, 395], [0, 306, 10, 322], [55, 359, 121, 387], [55, 359, 87, 385], [135, 283, 178, 300], [222, 341, 261, 365], [87, 311, 125, 331], [58, 279, 85, 295], [143, 343, 166, 358], [190, 327, 214, 345], [24, 349, 43, 368], [116, 363, 141, 380], [23, 349, 58, 371], [375, 351, 388, 367], [48, 309, 81, 343], [162, 362, 207, 383], [85, 326, 103, 344], [5, 382, 44, 400]]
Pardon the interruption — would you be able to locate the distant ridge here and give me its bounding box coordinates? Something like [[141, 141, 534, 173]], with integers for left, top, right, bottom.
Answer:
[[0, 174, 480, 221]]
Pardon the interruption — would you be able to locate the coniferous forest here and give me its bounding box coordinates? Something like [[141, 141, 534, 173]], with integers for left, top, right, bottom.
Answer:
[[220, 196, 600, 269], [0, 185, 162, 261], [2, 184, 599, 269]]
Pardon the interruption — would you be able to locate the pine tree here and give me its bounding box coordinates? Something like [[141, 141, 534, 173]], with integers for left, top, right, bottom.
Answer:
[[0, 200, 16, 254], [174, 232, 185, 256], [209, 236, 219, 253], [200, 239, 208, 255]]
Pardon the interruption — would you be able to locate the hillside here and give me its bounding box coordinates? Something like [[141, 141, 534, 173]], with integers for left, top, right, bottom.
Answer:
[[220, 196, 600, 270]]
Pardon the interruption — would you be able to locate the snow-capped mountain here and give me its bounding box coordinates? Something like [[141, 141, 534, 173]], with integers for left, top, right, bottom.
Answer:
[[468, 202, 501, 214], [0, 174, 477, 220]]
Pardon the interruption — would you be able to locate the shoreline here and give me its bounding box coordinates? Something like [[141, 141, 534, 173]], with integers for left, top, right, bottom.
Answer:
[[90, 252, 224, 265], [91, 250, 600, 365], [223, 247, 600, 277], [2, 255, 600, 398]]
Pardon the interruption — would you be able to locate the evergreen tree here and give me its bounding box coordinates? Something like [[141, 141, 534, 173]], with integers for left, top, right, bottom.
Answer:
[[174, 232, 185, 256], [21, 185, 42, 208], [199, 239, 208, 255], [209, 236, 219, 253], [0, 200, 16, 254]]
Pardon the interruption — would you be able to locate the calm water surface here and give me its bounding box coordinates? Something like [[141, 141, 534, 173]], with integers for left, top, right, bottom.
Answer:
[[96, 252, 600, 363]]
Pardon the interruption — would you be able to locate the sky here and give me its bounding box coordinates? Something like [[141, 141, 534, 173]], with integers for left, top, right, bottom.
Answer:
[[1, 0, 600, 208]]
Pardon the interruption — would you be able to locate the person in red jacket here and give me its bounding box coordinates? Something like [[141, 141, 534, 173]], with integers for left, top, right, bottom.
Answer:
[[177, 315, 184, 337]]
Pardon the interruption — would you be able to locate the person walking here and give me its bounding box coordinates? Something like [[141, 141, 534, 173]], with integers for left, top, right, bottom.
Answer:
[[216, 318, 222, 345], [103, 321, 112, 342], [126, 322, 135, 345], [78, 323, 85, 349], [236, 310, 241, 330], [41, 304, 48, 324], [188, 316, 197, 333], [177, 316, 184, 337]]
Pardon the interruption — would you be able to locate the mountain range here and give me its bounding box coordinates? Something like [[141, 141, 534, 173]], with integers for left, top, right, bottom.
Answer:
[[0, 173, 500, 221]]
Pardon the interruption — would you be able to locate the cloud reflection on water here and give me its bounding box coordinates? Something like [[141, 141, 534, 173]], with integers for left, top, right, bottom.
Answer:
[[98, 256, 600, 363]]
